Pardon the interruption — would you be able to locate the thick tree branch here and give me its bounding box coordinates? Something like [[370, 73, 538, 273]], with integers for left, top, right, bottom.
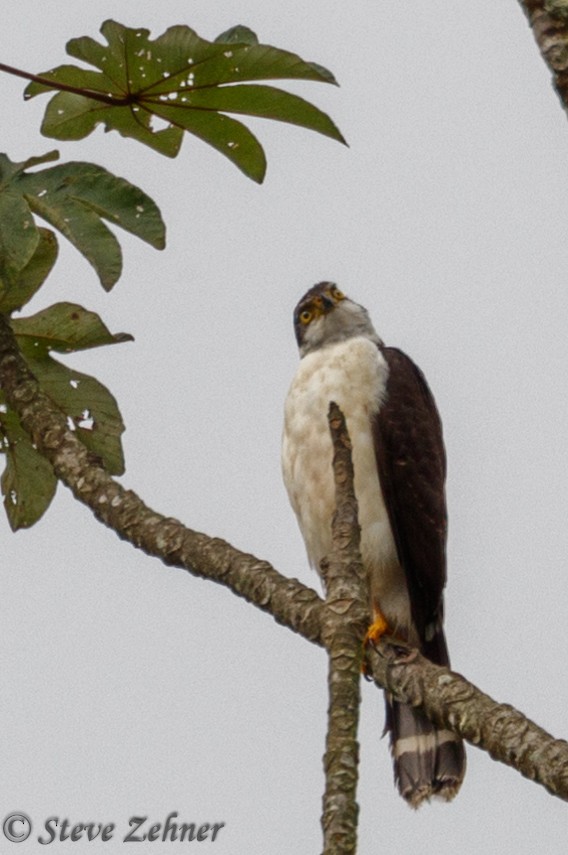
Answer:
[[319, 403, 369, 855], [1, 314, 568, 807], [518, 0, 568, 113]]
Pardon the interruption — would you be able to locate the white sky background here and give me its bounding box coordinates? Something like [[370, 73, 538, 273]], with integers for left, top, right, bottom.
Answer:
[[2, 1, 568, 852]]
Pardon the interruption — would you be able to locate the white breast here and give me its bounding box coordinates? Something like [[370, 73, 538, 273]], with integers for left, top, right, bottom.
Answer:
[[282, 337, 413, 633]]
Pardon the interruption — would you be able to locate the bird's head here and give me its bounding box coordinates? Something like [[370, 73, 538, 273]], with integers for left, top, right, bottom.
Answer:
[[293, 282, 381, 357]]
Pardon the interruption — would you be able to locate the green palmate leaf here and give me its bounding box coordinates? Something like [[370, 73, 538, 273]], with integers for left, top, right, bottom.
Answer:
[[13, 302, 131, 475], [24, 19, 346, 181], [0, 407, 58, 530], [19, 159, 166, 290], [0, 228, 58, 313], [0, 152, 165, 289]]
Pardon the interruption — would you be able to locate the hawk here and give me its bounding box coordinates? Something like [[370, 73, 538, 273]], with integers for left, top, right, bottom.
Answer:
[[281, 282, 465, 807]]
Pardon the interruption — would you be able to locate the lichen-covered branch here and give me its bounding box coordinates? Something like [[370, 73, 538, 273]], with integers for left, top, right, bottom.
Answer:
[[518, 0, 568, 113], [1, 313, 568, 807], [319, 403, 369, 855], [0, 314, 326, 646], [365, 639, 568, 802]]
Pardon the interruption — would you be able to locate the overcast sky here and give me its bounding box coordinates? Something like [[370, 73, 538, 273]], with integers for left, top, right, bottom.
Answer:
[[2, 2, 568, 853]]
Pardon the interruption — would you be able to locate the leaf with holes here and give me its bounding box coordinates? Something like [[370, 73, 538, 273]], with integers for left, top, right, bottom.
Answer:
[[24, 19, 346, 181], [0, 407, 58, 530], [21, 354, 126, 475], [0, 150, 165, 290], [13, 302, 132, 475]]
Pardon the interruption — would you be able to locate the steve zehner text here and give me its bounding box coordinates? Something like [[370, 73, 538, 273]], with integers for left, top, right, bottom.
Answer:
[[37, 813, 225, 843]]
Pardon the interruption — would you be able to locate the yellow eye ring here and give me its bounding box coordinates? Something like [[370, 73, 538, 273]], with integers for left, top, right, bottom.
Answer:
[[331, 287, 345, 301], [300, 309, 313, 325]]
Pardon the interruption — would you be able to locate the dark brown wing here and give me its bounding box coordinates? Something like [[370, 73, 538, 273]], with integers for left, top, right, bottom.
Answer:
[[372, 346, 448, 658]]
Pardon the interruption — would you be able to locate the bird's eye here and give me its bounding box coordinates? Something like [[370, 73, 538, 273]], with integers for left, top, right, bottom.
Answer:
[[300, 309, 313, 325], [331, 287, 345, 301]]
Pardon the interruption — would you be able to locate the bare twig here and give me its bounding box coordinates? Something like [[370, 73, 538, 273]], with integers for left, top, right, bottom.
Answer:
[[319, 403, 369, 855]]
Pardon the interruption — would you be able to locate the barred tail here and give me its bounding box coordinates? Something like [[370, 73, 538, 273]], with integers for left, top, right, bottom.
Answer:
[[385, 697, 465, 807], [382, 611, 467, 805]]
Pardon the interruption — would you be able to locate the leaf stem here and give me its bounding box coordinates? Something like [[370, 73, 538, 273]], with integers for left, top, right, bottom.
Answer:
[[0, 60, 131, 106]]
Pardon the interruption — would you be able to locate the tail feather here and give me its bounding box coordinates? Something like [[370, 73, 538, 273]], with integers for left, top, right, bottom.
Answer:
[[385, 698, 466, 808], [381, 614, 467, 806]]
